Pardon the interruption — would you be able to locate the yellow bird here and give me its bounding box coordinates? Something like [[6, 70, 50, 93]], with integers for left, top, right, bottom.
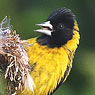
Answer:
[[18, 8, 80, 95]]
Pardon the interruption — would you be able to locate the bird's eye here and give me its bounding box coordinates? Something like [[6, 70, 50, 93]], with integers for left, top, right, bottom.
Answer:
[[58, 23, 64, 29]]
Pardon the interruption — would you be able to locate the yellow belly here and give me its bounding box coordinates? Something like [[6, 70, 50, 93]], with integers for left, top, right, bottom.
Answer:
[[18, 31, 80, 95]]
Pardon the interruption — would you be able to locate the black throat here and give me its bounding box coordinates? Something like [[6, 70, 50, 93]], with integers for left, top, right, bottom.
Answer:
[[37, 29, 73, 48]]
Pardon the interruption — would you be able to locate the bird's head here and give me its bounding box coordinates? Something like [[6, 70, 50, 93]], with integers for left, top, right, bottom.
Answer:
[[35, 8, 79, 48]]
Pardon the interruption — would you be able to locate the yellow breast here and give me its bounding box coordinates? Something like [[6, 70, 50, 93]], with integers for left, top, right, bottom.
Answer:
[[18, 30, 80, 95]]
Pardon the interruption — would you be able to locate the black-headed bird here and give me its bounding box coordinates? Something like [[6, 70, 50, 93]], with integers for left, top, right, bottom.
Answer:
[[18, 8, 80, 95]]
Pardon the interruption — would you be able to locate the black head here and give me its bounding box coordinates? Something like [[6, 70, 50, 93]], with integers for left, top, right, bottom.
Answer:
[[36, 8, 76, 48], [47, 8, 75, 30]]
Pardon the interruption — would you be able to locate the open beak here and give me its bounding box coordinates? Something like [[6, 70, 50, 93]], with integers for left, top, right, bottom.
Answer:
[[34, 21, 53, 36]]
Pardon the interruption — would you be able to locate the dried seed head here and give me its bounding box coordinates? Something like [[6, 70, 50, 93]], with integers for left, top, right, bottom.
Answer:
[[0, 17, 34, 95]]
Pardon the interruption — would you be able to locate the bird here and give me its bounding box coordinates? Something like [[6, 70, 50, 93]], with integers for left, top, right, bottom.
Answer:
[[17, 8, 80, 95]]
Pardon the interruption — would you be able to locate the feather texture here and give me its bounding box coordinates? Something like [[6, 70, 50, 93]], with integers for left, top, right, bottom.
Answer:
[[18, 30, 80, 95]]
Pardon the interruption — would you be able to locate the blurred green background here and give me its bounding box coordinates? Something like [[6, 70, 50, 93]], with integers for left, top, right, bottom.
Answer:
[[0, 0, 95, 95]]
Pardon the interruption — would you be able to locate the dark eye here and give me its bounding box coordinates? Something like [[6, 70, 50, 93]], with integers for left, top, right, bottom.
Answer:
[[58, 23, 64, 29]]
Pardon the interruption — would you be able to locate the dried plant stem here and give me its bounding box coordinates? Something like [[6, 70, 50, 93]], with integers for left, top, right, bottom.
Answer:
[[0, 17, 34, 95]]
